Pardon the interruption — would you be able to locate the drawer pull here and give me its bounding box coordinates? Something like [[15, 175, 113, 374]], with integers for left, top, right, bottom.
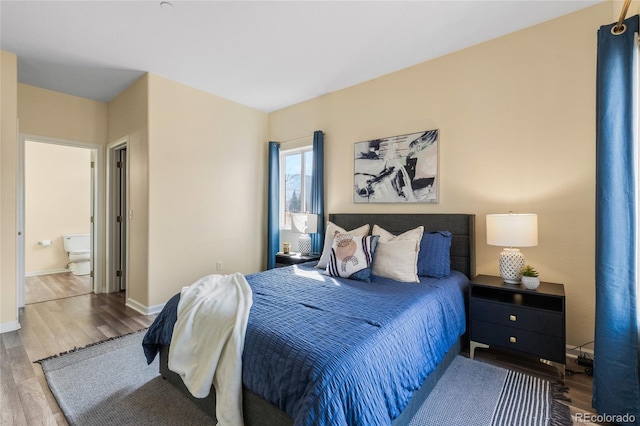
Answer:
[[509, 314, 517, 322], [509, 336, 517, 343]]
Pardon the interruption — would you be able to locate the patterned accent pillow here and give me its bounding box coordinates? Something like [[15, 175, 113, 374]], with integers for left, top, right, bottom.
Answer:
[[316, 222, 370, 269], [326, 233, 379, 282], [417, 231, 452, 278]]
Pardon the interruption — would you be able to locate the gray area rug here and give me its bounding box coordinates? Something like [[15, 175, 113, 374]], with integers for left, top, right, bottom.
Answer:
[[40, 331, 212, 425], [410, 356, 571, 426], [41, 331, 570, 425]]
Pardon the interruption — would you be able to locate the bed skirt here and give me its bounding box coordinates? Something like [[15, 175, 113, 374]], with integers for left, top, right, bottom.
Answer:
[[158, 337, 462, 426]]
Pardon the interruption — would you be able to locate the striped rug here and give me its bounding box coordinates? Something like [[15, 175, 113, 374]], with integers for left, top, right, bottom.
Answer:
[[410, 356, 571, 426]]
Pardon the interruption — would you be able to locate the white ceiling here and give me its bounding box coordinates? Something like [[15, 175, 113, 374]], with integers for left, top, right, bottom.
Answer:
[[1, 0, 603, 112]]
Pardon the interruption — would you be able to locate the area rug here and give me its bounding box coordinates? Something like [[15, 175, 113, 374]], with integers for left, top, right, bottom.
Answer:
[[409, 356, 571, 426], [40, 331, 212, 425], [40, 332, 571, 425]]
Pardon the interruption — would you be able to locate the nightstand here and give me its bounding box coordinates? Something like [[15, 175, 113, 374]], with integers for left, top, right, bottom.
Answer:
[[469, 274, 566, 381], [275, 252, 320, 268]]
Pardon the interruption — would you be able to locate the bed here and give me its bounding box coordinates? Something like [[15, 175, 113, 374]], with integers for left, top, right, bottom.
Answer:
[[143, 213, 475, 425]]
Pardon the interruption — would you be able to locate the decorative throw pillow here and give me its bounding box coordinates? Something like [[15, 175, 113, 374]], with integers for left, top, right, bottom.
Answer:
[[317, 222, 370, 269], [417, 231, 452, 278], [371, 225, 424, 283], [326, 233, 379, 282]]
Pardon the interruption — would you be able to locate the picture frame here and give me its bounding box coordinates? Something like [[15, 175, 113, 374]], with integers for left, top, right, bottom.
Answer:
[[353, 129, 439, 203]]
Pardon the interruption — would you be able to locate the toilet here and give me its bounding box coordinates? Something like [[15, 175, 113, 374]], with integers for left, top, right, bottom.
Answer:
[[63, 234, 91, 276]]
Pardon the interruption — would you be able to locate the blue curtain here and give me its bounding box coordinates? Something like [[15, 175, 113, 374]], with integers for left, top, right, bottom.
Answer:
[[267, 141, 280, 270], [310, 130, 325, 254], [594, 15, 639, 425]]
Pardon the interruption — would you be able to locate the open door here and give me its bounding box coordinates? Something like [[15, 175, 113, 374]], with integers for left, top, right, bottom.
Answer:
[[115, 147, 127, 291], [108, 140, 128, 293]]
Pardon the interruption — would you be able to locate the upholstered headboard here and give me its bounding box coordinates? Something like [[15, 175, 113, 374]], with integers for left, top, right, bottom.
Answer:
[[328, 213, 476, 279]]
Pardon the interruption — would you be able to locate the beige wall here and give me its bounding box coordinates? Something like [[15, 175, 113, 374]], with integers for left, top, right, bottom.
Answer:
[[18, 84, 107, 145], [108, 74, 149, 309], [146, 74, 268, 306], [268, 3, 616, 347], [24, 142, 91, 274], [18, 83, 108, 289], [107, 75, 150, 307], [107, 74, 268, 310], [1, 50, 19, 330]]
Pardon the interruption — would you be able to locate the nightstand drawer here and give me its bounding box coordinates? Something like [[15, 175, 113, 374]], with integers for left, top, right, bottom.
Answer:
[[471, 320, 565, 363], [470, 298, 563, 338], [275, 252, 320, 268]]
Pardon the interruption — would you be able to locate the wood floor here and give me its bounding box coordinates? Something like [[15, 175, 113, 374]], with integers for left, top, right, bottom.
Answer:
[[25, 273, 92, 305], [1, 291, 602, 425], [0, 291, 154, 425]]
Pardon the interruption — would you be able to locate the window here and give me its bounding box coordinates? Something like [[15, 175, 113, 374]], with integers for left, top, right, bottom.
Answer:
[[280, 147, 313, 229]]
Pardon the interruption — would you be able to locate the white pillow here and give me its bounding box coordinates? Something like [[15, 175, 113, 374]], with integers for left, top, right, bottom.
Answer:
[[317, 222, 370, 269], [371, 225, 424, 283]]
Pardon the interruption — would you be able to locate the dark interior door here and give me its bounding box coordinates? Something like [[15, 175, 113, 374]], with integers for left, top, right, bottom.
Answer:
[[115, 147, 127, 291]]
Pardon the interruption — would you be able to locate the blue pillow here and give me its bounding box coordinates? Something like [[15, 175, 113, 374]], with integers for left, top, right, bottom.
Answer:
[[417, 231, 452, 278]]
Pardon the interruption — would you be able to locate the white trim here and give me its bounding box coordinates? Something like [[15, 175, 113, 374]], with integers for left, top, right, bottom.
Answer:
[[280, 136, 313, 152], [17, 120, 24, 309], [0, 320, 21, 334], [25, 268, 69, 277], [17, 134, 104, 302], [125, 298, 165, 316]]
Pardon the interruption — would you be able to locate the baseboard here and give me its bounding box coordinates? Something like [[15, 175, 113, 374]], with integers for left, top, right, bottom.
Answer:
[[126, 297, 165, 316], [566, 344, 594, 360], [25, 268, 68, 277], [0, 320, 21, 334]]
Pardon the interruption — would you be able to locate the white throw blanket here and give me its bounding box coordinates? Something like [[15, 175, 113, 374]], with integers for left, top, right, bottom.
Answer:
[[168, 273, 253, 426]]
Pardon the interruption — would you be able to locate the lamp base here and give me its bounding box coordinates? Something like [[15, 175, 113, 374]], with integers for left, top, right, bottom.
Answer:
[[499, 248, 525, 284], [298, 234, 312, 256]]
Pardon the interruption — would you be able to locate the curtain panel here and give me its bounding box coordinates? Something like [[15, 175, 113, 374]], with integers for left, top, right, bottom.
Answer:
[[310, 131, 325, 254], [594, 14, 639, 425], [267, 142, 280, 270]]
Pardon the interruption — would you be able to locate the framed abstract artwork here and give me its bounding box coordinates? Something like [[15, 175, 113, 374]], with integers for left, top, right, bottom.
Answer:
[[353, 129, 439, 203]]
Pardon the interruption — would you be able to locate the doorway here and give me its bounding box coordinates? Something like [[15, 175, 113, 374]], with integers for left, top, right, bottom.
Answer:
[[17, 135, 103, 308]]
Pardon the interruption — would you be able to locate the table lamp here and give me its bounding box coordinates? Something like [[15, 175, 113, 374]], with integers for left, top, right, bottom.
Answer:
[[486, 213, 538, 284], [291, 213, 318, 256]]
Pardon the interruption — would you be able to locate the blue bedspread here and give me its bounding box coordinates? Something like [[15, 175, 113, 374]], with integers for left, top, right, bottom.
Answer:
[[143, 263, 467, 426]]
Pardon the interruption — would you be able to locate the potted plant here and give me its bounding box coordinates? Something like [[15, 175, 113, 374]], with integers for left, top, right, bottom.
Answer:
[[520, 265, 540, 289]]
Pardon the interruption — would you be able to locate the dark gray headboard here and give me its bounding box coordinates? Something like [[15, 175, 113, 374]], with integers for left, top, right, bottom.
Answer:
[[328, 213, 476, 279]]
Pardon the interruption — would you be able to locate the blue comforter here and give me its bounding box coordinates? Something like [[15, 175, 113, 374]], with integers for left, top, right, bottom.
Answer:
[[143, 263, 467, 426]]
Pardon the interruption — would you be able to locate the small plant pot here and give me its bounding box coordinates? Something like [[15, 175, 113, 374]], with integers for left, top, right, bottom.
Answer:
[[521, 276, 540, 290]]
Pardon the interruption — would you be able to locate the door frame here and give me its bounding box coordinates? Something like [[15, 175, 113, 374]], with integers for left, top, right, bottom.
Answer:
[[17, 134, 104, 307], [106, 137, 129, 295]]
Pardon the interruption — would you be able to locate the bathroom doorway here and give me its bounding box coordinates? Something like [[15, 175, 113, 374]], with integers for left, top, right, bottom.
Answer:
[[17, 135, 103, 307]]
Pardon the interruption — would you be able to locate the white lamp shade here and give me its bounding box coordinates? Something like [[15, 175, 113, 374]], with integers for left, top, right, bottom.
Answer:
[[486, 214, 538, 247], [291, 213, 318, 234]]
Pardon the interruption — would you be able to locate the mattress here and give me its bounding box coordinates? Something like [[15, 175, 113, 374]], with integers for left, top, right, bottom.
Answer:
[[143, 263, 467, 425]]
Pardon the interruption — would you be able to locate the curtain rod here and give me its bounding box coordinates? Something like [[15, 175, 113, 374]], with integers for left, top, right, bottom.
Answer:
[[283, 131, 324, 144], [283, 135, 313, 144], [613, 0, 632, 34]]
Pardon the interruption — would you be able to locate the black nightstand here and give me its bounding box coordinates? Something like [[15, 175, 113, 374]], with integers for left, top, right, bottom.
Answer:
[[275, 252, 320, 268], [469, 274, 566, 381]]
